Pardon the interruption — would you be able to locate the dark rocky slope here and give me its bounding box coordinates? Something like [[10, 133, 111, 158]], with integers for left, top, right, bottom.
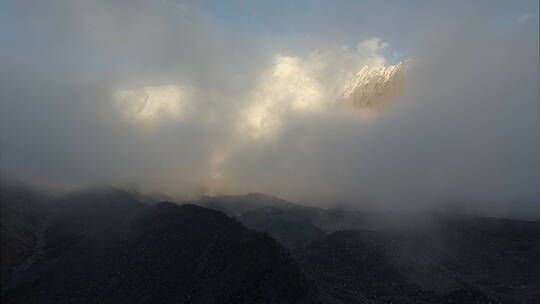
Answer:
[[292, 215, 540, 304], [3, 189, 539, 304], [1, 184, 49, 289], [238, 207, 326, 249], [2, 188, 319, 304], [206, 194, 540, 303]]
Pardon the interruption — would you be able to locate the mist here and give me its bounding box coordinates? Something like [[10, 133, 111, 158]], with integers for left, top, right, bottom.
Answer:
[[1, 0, 539, 218]]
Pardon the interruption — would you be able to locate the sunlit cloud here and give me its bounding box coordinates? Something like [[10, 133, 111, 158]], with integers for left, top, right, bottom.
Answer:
[[240, 55, 324, 139], [238, 38, 401, 139], [4, 0, 537, 217]]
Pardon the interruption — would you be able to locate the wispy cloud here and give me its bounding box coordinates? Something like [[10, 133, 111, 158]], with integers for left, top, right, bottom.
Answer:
[[517, 13, 531, 22]]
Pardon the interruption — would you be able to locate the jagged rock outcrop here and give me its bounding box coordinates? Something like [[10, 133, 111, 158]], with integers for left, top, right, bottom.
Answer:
[[337, 60, 409, 109]]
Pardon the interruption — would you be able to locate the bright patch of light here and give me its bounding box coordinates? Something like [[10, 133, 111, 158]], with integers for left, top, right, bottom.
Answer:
[[237, 39, 397, 140], [241, 55, 323, 138]]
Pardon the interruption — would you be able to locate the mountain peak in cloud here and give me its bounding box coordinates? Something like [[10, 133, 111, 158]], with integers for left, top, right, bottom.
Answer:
[[337, 60, 410, 109]]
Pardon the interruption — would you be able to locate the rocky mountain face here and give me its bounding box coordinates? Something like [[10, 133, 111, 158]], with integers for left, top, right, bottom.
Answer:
[[0, 184, 49, 289], [2, 188, 539, 303], [336, 60, 409, 109], [292, 218, 540, 303], [1, 187, 319, 304], [202, 193, 540, 303]]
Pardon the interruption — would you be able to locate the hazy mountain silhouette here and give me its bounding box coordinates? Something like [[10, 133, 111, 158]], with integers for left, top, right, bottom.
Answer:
[[2, 186, 539, 303], [1, 186, 319, 304], [196, 194, 540, 303]]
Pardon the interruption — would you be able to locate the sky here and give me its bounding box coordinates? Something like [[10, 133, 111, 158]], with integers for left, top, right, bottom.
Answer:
[[1, 0, 539, 217]]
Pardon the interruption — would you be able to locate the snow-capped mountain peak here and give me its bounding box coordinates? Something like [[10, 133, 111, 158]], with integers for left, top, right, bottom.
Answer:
[[337, 60, 410, 108]]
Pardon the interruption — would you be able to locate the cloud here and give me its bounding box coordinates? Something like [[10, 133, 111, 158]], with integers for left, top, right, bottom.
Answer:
[[237, 40, 389, 139], [517, 13, 531, 22], [1, 0, 539, 218], [115, 85, 195, 126]]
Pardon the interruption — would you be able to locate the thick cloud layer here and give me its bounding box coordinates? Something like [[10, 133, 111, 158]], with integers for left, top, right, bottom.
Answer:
[[1, 1, 539, 217]]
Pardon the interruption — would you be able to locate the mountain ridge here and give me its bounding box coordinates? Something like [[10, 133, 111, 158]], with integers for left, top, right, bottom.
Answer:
[[336, 60, 409, 109]]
